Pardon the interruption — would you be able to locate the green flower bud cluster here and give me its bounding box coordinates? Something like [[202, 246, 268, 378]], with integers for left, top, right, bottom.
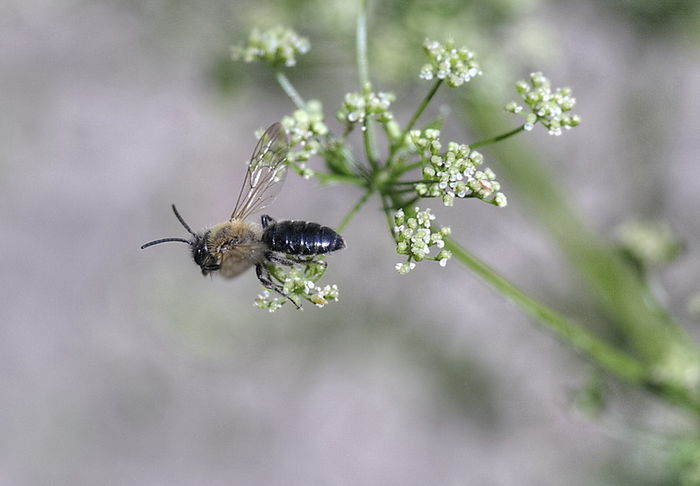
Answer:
[[255, 259, 339, 312], [411, 129, 507, 207], [393, 207, 452, 274], [337, 84, 395, 126], [616, 219, 683, 268], [651, 342, 700, 395], [281, 100, 329, 178], [506, 71, 581, 136], [231, 26, 310, 67], [419, 39, 482, 88]]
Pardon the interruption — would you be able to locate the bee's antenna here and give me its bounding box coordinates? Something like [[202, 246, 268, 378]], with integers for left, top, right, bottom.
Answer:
[[171, 204, 196, 236], [140, 237, 191, 249], [140, 204, 197, 249]]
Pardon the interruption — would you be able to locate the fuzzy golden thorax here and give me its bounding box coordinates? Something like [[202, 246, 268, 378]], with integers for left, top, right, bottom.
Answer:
[[193, 220, 267, 278]]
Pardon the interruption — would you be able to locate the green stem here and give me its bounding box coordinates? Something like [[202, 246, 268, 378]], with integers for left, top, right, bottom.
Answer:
[[399, 196, 420, 210], [382, 194, 398, 242], [337, 189, 374, 233], [465, 102, 693, 365], [356, 0, 380, 169], [469, 124, 525, 149], [363, 119, 380, 169], [275, 70, 306, 110], [314, 172, 367, 187], [266, 262, 286, 283], [388, 188, 418, 197], [393, 161, 424, 177], [444, 236, 700, 414], [392, 79, 443, 156], [356, 0, 370, 87], [446, 237, 645, 380], [392, 180, 424, 186]]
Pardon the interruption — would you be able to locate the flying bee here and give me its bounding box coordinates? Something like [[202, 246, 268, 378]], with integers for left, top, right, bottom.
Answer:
[[141, 122, 346, 308]]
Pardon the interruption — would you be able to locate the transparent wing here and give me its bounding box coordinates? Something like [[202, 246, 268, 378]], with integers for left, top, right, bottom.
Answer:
[[230, 122, 289, 221]]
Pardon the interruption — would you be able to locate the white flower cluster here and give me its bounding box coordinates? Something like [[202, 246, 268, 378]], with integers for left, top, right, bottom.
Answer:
[[411, 129, 507, 207], [254, 260, 339, 312], [393, 207, 452, 274], [231, 26, 310, 68], [337, 84, 395, 126], [281, 100, 329, 177], [419, 39, 482, 88], [506, 71, 581, 136], [255, 290, 286, 312]]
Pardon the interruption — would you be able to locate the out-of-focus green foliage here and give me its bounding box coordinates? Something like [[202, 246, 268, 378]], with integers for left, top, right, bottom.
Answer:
[[594, 0, 700, 37]]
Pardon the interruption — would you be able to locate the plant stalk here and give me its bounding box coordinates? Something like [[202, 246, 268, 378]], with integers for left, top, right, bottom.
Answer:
[[356, 0, 380, 169], [392, 79, 443, 157], [469, 124, 525, 149], [444, 236, 700, 414], [275, 71, 306, 110], [337, 189, 374, 233]]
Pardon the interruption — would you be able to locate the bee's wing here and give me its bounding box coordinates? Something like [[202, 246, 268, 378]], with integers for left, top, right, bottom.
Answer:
[[219, 241, 267, 278], [230, 122, 289, 221]]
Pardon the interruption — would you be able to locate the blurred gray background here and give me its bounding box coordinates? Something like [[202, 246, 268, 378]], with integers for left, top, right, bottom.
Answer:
[[2, 0, 700, 484]]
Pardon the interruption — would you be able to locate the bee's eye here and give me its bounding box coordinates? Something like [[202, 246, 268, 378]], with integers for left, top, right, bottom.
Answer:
[[192, 244, 207, 266]]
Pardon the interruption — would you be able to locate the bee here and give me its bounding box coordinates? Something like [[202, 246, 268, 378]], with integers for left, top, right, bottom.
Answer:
[[141, 122, 346, 308]]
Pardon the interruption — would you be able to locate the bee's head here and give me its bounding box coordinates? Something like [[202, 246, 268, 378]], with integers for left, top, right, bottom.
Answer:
[[190, 232, 220, 275], [141, 205, 218, 275]]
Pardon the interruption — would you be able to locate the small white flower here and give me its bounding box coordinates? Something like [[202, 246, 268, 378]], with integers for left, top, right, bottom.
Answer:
[[494, 192, 508, 207], [420, 39, 482, 88], [410, 129, 504, 207], [254, 258, 339, 311], [393, 208, 453, 273], [232, 26, 310, 67], [282, 100, 328, 167], [337, 85, 395, 125], [507, 72, 580, 135]]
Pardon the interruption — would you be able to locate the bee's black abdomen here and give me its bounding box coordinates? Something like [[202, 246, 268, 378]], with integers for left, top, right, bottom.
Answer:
[[262, 220, 345, 256]]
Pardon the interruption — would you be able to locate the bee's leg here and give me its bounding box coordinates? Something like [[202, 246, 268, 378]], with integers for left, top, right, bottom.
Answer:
[[261, 214, 276, 229], [265, 251, 297, 267], [292, 255, 324, 267], [255, 262, 285, 292], [266, 252, 320, 267], [255, 263, 301, 310]]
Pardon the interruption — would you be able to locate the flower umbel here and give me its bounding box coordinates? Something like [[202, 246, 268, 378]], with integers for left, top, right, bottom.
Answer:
[[506, 71, 581, 136], [231, 26, 310, 68], [254, 258, 340, 312], [411, 129, 507, 207], [393, 207, 452, 274], [337, 83, 395, 126], [281, 100, 329, 176], [419, 39, 482, 88]]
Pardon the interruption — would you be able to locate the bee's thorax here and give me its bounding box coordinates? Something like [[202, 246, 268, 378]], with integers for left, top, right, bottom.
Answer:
[[207, 220, 262, 251]]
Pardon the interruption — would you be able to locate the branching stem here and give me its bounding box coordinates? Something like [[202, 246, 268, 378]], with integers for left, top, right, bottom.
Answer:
[[275, 71, 306, 110], [337, 189, 374, 233], [470, 124, 525, 149], [392, 161, 424, 177], [392, 79, 443, 157]]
